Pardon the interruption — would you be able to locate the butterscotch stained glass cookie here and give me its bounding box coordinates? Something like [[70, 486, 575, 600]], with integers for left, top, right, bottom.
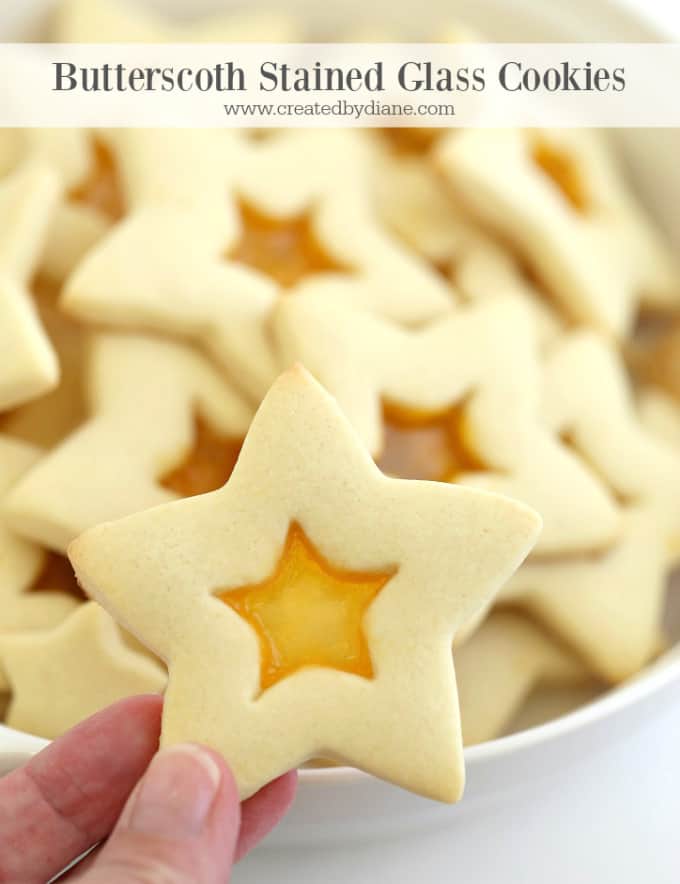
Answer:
[[369, 139, 565, 352], [503, 505, 668, 683], [0, 602, 166, 740], [69, 367, 541, 801], [0, 129, 118, 283], [62, 128, 454, 400], [542, 330, 680, 558], [273, 294, 621, 556], [0, 436, 82, 637], [1, 278, 89, 449], [5, 333, 253, 554], [436, 128, 680, 337]]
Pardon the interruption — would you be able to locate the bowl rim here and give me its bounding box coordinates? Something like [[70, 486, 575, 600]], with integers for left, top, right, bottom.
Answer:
[[1, 646, 679, 787], [295, 645, 680, 788]]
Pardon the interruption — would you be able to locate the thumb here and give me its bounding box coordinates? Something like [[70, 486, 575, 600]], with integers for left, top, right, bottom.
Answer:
[[82, 743, 241, 884]]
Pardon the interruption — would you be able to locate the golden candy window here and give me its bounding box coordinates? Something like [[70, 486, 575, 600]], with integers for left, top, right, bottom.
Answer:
[[217, 522, 394, 694]]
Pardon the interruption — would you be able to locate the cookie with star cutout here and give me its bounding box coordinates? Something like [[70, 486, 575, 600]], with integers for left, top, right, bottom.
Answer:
[[62, 129, 454, 400], [0, 602, 166, 739], [436, 128, 680, 337], [5, 333, 253, 554], [0, 129, 119, 283], [502, 505, 668, 683], [542, 330, 680, 559], [0, 436, 82, 636], [367, 139, 564, 352], [273, 293, 620, 556], [69, 366, 541, 802], [1, 277, 90, 449]]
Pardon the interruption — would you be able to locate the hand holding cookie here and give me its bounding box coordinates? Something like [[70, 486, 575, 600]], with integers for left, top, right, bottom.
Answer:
[[0, 695, 296, 883]]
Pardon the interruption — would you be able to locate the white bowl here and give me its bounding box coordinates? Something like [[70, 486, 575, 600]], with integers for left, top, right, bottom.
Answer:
[[1, 2, 680, 881]]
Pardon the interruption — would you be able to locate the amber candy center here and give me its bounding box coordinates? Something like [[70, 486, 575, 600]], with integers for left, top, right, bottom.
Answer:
[[68, 137, 125, 221], [160, 416, 243, 499], [217, 522, 394, 694], [637, 323, 680, 402], [381, 128, 441, 156], [531, 140, 589, 213], [377, 400, 487, 482], [29, 552, 86, 601], [228, 200, 348, 288]]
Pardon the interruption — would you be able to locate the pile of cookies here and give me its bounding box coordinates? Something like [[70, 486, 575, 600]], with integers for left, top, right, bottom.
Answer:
[[0, 0, 679, 800]]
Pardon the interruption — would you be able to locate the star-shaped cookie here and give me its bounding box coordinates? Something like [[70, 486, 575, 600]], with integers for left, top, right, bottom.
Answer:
[[69, 366, 541, 802], [0, 435, 83, 694], [455, 611, 588, 745], [368, 140, 564, 352], [542, 330, 680, 557], [0, 436, 81, 633], [0, 129, 115, 283], [452, 237, 565, 352], [0, 602, 166, 739], [0, 162, 61, 411], [5, 333, 253, 553], [371, 146, 469, 266], [502, 505, 668, 682], [1, 278, 89, 449], [273, 294, 620, 555], [62, 128, 454, 400], [436, 128, 680, 337]]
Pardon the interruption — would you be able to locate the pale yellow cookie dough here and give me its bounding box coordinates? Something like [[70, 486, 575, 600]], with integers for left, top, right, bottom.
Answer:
[[274, 294, 620, 555], [0, 602, 166, 739], [436, 128, 680, 337], [5, 333, 253, 554], [456, 611, 588, 745], [70, 367, 541, 802]]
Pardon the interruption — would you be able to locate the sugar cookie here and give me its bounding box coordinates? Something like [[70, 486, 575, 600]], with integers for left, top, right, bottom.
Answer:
[[506, 681, 604, 735], [368, 144, 471, 267], [0, 436, 81, 695], [455, 611, 588, 745], [542, 331, 680, 557], [1, 278, 89, 448], [0, 163, 60, 411], [0, 602, 166, 739], [0, 130, 117, 283], [503, 506, 667, 682], [5, 333, 253, 554], [453, 239, 565, 352], [436, 128, 680, 337], [274, 295, 620, 555], [63, 129, 454, 400], [69, 366, 541, 802]]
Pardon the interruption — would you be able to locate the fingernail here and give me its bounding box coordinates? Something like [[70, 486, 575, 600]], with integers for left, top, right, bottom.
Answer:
[[127, 744, 222, 838]]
